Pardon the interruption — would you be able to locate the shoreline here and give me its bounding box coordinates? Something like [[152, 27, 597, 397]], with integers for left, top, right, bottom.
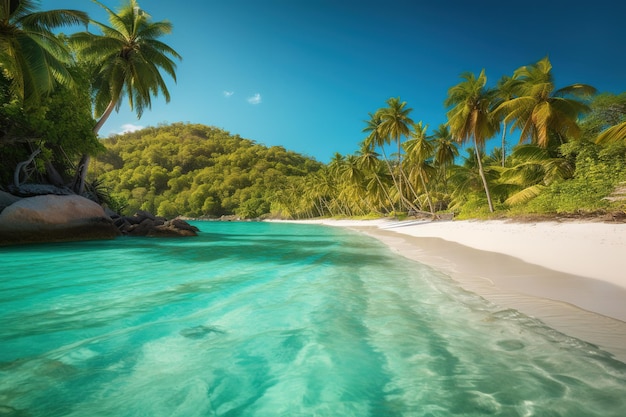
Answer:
[[277, 218, 626, 362]]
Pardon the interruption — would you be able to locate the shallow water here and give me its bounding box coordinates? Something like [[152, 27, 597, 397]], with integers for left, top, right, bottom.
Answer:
[[1, 221, 625, 416]]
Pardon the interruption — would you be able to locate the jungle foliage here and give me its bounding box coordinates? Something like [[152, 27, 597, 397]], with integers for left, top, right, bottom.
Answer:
[[93, 123, 322, 218]]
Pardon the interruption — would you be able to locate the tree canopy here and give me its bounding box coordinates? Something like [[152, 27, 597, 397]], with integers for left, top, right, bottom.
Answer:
[[93, 123, 322, 218]]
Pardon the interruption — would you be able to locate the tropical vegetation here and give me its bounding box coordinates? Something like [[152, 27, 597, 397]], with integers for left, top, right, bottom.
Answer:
[[1, 1, 625, 221], [92, 123, 322, 218], [0, 0, 180, 197]]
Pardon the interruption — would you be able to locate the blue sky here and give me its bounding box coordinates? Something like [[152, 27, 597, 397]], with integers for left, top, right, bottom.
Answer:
[[47, 0, 626, 163]]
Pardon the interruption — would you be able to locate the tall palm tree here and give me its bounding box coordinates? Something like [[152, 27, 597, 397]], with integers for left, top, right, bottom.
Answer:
[[445, 69, 498, 212], [340, 154, 369, 215], [71, 0, 182, 193], [496, 57, 596, 149], [432, 124, 459, 179], [356, 140, 394, 211], [0, 0, 88, 106], [363, 110, 401, 211], [328, 152, 345, 178], [404, 121, 435, 214], [377, 97, 414, 208], [493, 75, 519, 166]]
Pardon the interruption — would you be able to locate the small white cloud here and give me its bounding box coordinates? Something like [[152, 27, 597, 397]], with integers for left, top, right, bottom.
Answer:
[[119, 123, 144, 134], [247, 93, 262, 105], [223, 90, 234, 97]]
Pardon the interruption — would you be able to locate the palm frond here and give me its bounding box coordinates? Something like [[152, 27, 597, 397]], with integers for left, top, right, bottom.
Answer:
[[596, 122, 626, 145], [505, 184, 546, 206]]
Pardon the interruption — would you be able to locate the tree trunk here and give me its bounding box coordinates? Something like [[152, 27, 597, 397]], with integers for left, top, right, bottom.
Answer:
[[373, 173, 394, 212], [72, 100, 117, 194], [396, 138, 405, 211], [501, 121, 507, 167], [474, 139, 494, 213], [44, 160, 65, 187], [14, 148, 41, 187], [418, 170, 435, 214], [379, 146, 402, 213]]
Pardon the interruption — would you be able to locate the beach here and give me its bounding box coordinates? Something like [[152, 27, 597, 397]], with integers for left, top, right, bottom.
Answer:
[[281, 218, 626, 362]]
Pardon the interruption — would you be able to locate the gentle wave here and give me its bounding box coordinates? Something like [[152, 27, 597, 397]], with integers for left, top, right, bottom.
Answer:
[[1, 222, 625, 416]]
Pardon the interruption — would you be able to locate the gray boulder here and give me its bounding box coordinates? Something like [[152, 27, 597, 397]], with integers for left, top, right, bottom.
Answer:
[[118, 212, 198, 237], [0, 195, 119, 246], [0, 190, 22, 213]]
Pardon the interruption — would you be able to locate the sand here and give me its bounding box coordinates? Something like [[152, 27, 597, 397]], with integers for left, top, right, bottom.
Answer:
[[279, 218, 626, 362]]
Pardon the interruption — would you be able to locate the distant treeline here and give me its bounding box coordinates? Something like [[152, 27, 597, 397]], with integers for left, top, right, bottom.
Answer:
[[94, 103, 626, 220]]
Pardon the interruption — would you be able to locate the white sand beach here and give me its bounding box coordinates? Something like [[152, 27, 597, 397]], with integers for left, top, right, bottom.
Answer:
[[281, 218, 626, 362]]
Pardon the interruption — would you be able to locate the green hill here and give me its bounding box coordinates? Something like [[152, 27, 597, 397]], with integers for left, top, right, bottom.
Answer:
[[94, 123, 322, 218]]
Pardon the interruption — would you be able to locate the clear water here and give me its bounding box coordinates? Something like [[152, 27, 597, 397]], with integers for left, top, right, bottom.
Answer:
[[1, 222, 625, 417]]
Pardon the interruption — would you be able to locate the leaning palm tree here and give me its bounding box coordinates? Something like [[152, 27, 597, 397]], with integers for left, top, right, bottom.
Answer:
[[445, 69, 498, 212], [495, 57, 596, 149], [0, 0, 88, 106], [70, 0, 182, 193]]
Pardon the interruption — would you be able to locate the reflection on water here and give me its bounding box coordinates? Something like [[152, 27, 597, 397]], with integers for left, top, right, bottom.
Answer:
[[1, 222, 625, 416]]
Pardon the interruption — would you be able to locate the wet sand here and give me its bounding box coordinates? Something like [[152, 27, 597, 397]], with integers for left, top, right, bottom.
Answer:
[[279, 218, 626, 362]]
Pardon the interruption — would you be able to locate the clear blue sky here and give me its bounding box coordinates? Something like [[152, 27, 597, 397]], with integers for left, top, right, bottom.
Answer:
[[48, 0, 626, 163]]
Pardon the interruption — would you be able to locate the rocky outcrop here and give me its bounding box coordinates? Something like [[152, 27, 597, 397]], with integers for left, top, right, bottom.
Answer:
[[113, 210, 199, 237], [0, 193, 198, 245], [0, 195, 120, 246]]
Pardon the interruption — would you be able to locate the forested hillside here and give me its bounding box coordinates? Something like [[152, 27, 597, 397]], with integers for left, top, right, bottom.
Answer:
[[93, 123, 322, 218]]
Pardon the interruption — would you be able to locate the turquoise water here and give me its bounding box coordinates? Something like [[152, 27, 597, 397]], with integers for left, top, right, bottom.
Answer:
[[1, 222, 625, 416]]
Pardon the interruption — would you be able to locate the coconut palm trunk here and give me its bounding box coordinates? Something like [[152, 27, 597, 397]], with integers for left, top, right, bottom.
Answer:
[[445, 70, 498, 213], [473, 139, 494, 212], [501, 120, 507, 167], [70, 0, 181, 195], [72, 99, 117, 194], [418, 170, 435, 214]]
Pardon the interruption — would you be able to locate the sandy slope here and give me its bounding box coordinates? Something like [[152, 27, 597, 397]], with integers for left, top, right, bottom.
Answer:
[[278, 218, 626, 361]]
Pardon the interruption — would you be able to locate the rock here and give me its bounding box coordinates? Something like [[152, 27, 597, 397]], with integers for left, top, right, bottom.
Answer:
[[134, 210, 157, 221], [169, 218, 199, 232], [117, 212, 198, 237], [219, 214, 240, 221], [9, 183, 75, 197], [0, 190, 22, 213], [0, 195, 119, 246]]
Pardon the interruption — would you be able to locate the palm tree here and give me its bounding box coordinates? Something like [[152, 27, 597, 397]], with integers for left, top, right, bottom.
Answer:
[[356, 140, 394, 211], [500, 144, 575, 206], [431, 124, 459, 183], [404, 121, 435, 214], [445, 69, 498, 212], [496, 57, 596, 149], [340, 154, 369, 215], [0, 0, 88, 106], [70, 0, 182, 193], [493, 75, 519, 166], [447, 147, 484, 211], [328, 152, 345, 178], [363, 110, 402, 211], [377, 97, 414, 208]]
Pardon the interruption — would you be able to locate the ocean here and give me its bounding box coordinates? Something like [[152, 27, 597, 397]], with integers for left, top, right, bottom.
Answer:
[[1, 221, 625, 416]]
